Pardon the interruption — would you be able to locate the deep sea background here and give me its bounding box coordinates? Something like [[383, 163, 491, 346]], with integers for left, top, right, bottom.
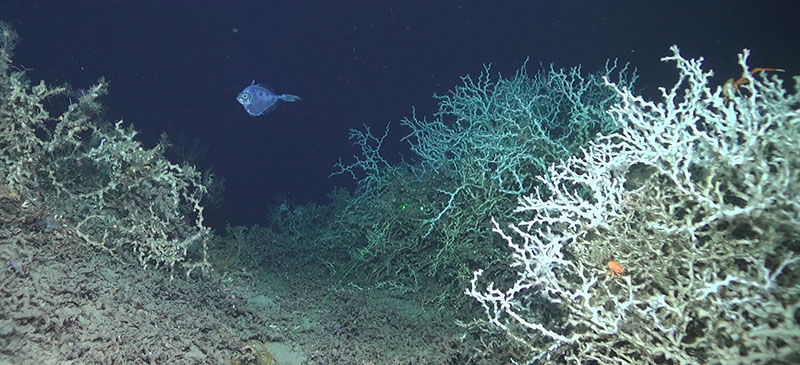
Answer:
[[1, 0, 796, 230]]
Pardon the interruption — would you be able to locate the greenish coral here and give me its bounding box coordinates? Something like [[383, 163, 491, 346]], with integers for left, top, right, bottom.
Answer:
[[0, 21, 18, 75], [402, 59, 635, 195], [324, 60, 636, 309]]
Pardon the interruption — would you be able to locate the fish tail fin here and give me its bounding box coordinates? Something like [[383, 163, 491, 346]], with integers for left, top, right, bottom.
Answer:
[[280, 94, 301, 102]]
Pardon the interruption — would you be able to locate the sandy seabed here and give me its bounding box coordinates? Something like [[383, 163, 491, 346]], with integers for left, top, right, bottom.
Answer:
[[0, 190, 470, 364]]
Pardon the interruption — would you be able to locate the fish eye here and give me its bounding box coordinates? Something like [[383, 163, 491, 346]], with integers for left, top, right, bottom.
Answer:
[[242, 93, 249, 99]]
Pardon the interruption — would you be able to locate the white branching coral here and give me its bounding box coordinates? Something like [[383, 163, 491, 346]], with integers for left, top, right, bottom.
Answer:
[[467, 46, 800, 364]]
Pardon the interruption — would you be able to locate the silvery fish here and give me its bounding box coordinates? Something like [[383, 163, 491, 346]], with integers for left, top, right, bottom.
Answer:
[[236, 81, 301, 117]]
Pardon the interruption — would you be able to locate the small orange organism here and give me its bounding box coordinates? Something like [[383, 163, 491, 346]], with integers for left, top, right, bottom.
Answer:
[[723, 67, 784, 103], [608, 259, 624, 277]]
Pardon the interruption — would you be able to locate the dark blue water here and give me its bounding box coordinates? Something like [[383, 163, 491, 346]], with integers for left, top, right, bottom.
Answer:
[[1, 0, 796, 229]]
